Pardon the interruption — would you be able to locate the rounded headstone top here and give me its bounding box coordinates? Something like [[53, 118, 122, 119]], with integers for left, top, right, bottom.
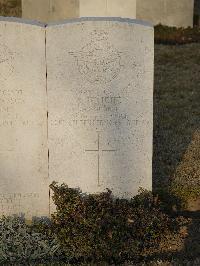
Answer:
[[0, 16, 46, 27], [0, 16, 153, 28], [47, 17, 153, 28]]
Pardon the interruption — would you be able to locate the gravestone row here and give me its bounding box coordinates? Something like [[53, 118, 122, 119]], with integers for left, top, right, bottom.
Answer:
[[22, 0, 194, 28], [22, 0, 136, 22], [0, 17, 153, 219], [137, 0, 194, 28]]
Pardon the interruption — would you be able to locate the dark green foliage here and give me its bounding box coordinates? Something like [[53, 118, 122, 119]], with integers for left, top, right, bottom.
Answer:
[[49, 182, 179, 264], [0, 215, 60, 263], [155, 25, 200, 45], [0, 0, 21, 17]]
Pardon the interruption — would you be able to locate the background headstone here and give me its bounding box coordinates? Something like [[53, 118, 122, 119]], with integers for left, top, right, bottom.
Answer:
[[79, 0, 136, 18], [22, 0, 136, 22], [51, 0, 79, 21], [0, 18, 49, 219], [22, 0, 79, 22], [47, 18, 153, 199], [137, 0, 194, 28]]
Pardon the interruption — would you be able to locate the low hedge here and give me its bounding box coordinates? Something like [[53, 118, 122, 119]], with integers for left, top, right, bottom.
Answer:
[[0, 183, 183, 264], [155, 24, 200, 45], [0, 0, 21, 17], [0, 215, 60, 264], [49, 182, 180, 264]]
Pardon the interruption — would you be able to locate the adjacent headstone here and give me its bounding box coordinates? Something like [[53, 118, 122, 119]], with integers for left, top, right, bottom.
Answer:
[[137, 0, 194, 28], [47, 18, 153, 199], [22, 0, 136, 23], [0, 18, 49, 219], [22, 0, 79, 22], [79, 0, 136, 18]]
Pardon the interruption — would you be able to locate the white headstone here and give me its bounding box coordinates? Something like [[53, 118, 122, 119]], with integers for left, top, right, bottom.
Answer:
[[22, 0, 79, 22], [47, 18, 153, 199], [0, 18, 49, 219], [22, 0, 136, 23], [79, 0, 136, 18], [137, 0, 194, 28]]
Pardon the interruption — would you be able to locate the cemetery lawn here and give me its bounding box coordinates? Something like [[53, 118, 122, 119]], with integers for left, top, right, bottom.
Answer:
[[147, 43, 200, 265], [154, 43, 200, 208]]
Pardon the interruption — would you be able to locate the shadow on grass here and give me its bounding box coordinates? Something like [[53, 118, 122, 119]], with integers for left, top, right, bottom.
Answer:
[[182, 212, 200, 259], [143, 212, 200, 265], [153, 44, 200, 192], [153, 44, 200, 263]]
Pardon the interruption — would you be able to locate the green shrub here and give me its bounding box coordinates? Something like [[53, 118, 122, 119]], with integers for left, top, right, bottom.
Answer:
[[155, 24, 200, 45], [0, 215, 60, 263], [0, 0, 21, 17], [49, 182, 179, 264]]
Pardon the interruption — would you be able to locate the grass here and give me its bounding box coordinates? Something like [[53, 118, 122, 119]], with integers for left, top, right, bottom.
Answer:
[[150, 44, 200, 265], [154, 44, 200, 208], [154, 25, 200, 44]]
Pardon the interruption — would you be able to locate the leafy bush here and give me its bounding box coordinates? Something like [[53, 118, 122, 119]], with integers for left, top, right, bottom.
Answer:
[[155, 24, 200, 45], [0, 0, 21, 17], [0, 215, 60, 263], [49, 182, 179, 264]]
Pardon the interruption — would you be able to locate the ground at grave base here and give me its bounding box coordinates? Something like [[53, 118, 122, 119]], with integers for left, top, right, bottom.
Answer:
[[154, 43, 200, 208], [149, 43, 200, 266]]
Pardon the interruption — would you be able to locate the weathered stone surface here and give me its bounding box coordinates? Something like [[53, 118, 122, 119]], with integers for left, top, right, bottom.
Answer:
[[137, 0, 194, 28], [0, 18, 49, 219], [51, 0, 79, 21], [79, 0, 136, 18], [22, 0, 136, 23], [47, 18, 153, 199], [22, 0, 50, 22], [0, 17, 153, 218], [22, 0, 79, 22]]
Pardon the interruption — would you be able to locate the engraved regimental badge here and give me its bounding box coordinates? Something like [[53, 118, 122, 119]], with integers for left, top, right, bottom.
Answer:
[[69, 30, 122, 84], [0, 44, 14, 81]]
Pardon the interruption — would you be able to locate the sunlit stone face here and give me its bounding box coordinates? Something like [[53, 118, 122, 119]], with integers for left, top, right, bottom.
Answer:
[[47, 19, 154, 199]]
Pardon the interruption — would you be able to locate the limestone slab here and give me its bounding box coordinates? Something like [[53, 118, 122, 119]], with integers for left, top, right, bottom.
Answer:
[[51, 0, 79, 21], [22, 0, 136, 23], [22, 0, 79, 22], [0, 19, 48, 219], [22, 0, 50, 22], [137, 0, 194, 28], [47, 18, 153, 199], [79, 0, 136, 18]]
